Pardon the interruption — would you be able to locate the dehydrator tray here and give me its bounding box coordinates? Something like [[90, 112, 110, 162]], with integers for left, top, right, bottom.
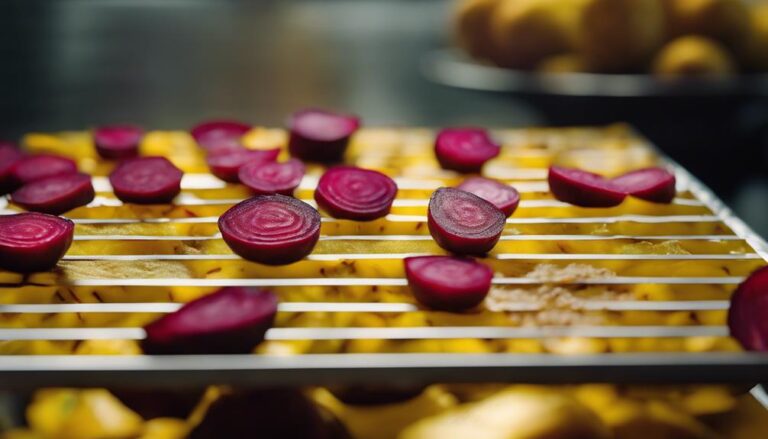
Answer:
[[0, 125, 767, 389]]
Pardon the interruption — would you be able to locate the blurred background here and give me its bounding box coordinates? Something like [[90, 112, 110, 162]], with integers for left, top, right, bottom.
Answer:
[[2, 0, 768, 235]]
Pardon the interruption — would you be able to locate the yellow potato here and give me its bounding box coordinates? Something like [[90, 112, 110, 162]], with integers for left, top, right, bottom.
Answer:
[[663, 0, 750, 47], [454, 0, 502, 61], [490, 0, 585, 69], [399, 386, 610, 439], [26, 389, 144, 439], [578, 0, 666, 72], [742, 3, 768, 71], [536, 53, 590, 73], [652, 36, 736, 77]]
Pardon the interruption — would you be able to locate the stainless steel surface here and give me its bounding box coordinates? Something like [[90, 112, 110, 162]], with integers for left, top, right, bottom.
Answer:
[[0, 354, 767, 389], [422, 49, 768, 98], [0, 146, 767, 388]]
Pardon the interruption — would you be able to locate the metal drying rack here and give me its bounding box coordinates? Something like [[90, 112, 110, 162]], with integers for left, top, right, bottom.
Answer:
[[0, 131, 767, 390]]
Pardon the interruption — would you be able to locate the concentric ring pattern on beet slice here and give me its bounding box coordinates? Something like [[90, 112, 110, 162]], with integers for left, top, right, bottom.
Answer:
[[190, 120, 251, 150], [288, 108, 360, 162], [611, 167, 676, 204], [457, 176, 520, 217], [0, 144, 22, 195], [0, 212, 74, 273], [239, 158, 305, 196], [728, 266, 768, 351], [314, 166, 398, 221], [12, 173, 95, 215], [219, 194, 321, 265], [548, 166, 626, 208], [142, 287, 278, 355], [93, 125, 144, 160], [109, 157, 183, 204], [206, 146, 280, 183], [10, 154, 78, 187], [434, 128, 500, 173], [405, 256, 493, 311], [427, 187, 505, 255]]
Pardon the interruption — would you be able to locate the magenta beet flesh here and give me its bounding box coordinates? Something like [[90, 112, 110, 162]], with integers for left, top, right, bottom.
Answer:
[[427, 187, 505, 255], [109, 157, 183, 204], [457, 176, 520, 217], [93, 125, 144, 160], [0, 212, 74, 273], [288, 109, 360, 162], [206, 146, 280, 183], [728, 266, 768, 351], [405, 256, 492, 311], [434, 128, 500, 173], [0, 144, 22, 194], [12, 173, 95, 215], [142, 287, 278, 355], [611, 167, 676, 204], [219, 194, 321, 265], [190, 120, 251, 150], [314, 166, 397, 221], [239, 158, 305, 196], [10, 154, 78, 187], [548, 166, 626, 208]]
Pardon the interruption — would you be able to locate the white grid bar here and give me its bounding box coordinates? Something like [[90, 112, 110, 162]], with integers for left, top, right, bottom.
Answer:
[[0, 325, 730, 341], [59, 253, 762, 262], [15, 276, 744, 287], [0, 300, 730, 314]]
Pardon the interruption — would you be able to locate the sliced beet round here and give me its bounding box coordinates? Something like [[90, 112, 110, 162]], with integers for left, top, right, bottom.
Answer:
[[219, 194, 321, 265], [611, 167, 677, 204], [109, 157, 183, 204], [10, 154, 78, 187], [142, 287, 278, 355], [93, 125, 144, 160], [206, 146, 280, 183], [427, 187, 505, 255], [287, 108, 360, 162], [434, 128, 500, 173], [457, 176, 520, 217], [404, 256, 492, 311], [11, 173, 95, 215], [0, 212, 74, 273], [728, 266, 768, 352], [0, 144, 22, 195], [239, 158, 305, 196], [548, 166, 626, 208], [190, 120, 251, 150], [314, 166, 397, 221]]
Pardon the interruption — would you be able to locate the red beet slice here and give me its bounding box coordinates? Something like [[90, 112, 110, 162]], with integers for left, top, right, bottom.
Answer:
[[434, 128, 500, 173], [10, 154, 78, 187], [206, 146, 280, 183], [219, 194, 321, 265], [728, 266, 768, 352], [457, 176, 520, 217], [612, 167, 677, 204], [0, 212, 74, 273], [142, 287, 277, 355], [11, 173, 95, 215], [190, 120, 251, 150], [427, 187, 505, 255], [548, 166, 626, 208], [405, 256, 492, 311], [93, 125, 144, 160], [109, 157, 183, 204], [239, 158, 305, 196], [314, 166, 397, 221], [0, 144, 22, 195], [288, 109, 360, 162]]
